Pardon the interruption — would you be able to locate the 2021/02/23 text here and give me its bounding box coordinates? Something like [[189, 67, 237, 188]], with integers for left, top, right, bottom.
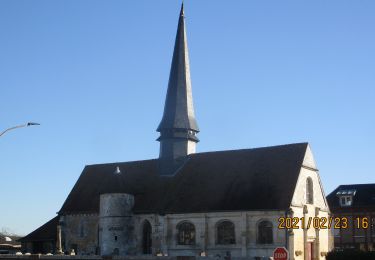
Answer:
[[278, 217, 370, 229]]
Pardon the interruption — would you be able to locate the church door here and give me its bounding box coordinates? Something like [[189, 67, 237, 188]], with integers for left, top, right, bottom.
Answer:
[[306, 242, 314, 260], [142, 220, 152, 254]]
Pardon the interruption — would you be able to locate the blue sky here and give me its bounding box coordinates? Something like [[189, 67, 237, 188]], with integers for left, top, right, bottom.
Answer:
[[0, 1, 374, 235]]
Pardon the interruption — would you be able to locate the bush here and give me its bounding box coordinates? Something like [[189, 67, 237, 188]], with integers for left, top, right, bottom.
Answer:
[[326, 249, 375, 260]]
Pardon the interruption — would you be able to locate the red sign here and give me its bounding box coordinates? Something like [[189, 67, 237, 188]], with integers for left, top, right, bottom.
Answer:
[[273, 247, 289, 260]]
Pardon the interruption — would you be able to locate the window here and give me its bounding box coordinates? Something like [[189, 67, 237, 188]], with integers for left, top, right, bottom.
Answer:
[[177, 221, 195, 245], [257, 220, 273, 244], [216, 221, 235, 245], [336, 189, 356, 207], [306, 177, 313, 204], [339, 196, 353, 206]]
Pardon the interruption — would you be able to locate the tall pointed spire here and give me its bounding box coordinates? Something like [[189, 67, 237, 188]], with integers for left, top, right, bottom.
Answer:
[[157, 3, 199, 133], [157, 3, 199, 175]]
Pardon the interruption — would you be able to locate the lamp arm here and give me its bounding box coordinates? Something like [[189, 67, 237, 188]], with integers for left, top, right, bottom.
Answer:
[[0, 124, 28, 137]]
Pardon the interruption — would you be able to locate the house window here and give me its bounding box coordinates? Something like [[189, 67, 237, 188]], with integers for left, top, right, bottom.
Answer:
[[306, 177, 313, 204], [177, 221, 195, 245], [339, 196, 353, 206], [336, 189, 356, 207], [216, 221, 235, 245], [257, 220, 273, 244]]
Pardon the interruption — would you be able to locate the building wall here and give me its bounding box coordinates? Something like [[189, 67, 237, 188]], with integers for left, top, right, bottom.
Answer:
[[61, 214, 99, 255], [289, 146, 332, 260], [135, 211, 287, 259], [291, 145, 329, 212], [332, 209, 375, 251], [62, 206, 331, 259], [62, 210, 287, 257], [99, 193, 136, 256]]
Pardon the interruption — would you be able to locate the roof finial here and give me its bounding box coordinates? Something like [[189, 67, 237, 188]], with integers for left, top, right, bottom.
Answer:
[[114, 166, 121, 175], [180, 1, 184, 17]]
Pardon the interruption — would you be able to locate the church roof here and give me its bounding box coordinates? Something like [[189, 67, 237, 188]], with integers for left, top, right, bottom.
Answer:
[[59, 142, 308, 215], [157, 3, 199, 132]]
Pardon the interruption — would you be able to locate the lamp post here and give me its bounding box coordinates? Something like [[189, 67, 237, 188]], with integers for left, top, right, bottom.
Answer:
[[0, 122, 40, 137]]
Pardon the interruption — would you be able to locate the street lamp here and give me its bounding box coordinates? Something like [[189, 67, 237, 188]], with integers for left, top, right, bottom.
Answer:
[[0, 122, 40, 137]]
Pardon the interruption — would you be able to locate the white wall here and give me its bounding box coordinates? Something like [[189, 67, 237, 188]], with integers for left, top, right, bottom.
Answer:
[[289, 144, 332, 260]]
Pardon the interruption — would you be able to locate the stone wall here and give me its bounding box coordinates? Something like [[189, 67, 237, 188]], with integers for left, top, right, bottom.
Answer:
[[288, 145, 332, 260], [61, 214, 99, 255], [62, 209, 287, 258], [99, 193, 136, 256], [135, 211, 286, 259]]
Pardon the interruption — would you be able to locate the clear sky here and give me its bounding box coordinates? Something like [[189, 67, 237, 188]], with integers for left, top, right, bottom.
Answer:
[[0, 1, 374, 235]]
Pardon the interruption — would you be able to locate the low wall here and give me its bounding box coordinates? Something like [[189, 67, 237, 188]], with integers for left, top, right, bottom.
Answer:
[[0, 255, 263, 260], [0, 256, 173, 260], [0, 256, 171, 260]]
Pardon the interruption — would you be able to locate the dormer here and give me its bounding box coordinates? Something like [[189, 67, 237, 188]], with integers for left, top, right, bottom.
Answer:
[[336, 189, 356, 207]]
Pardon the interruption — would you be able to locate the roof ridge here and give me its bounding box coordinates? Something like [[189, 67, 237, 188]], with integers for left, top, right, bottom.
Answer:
[[83, 143, 309, 167], [85, 158, 158, 167], [189, 142, 309, 157], [338, 183, 375, 187]]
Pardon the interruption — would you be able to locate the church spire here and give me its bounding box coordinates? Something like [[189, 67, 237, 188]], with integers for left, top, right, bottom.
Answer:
[[157, 3, 198, 133], [157, 3, 199, 175]]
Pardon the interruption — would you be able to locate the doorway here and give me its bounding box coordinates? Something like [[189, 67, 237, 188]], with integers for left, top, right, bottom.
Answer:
[[306, 242, 314, 260], [142, 220, 152, 254]]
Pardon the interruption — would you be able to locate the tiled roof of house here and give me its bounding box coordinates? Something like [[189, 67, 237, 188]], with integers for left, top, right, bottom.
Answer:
[[327, 183, 375, 210]]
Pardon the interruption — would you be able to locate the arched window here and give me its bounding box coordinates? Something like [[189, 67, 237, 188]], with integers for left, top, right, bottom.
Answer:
[[142, 220, 152, 254], [257, 220, 273, 244], [306, 177, 313, 204], [216, 221, 235, 244], [177, 221, 195, 245]]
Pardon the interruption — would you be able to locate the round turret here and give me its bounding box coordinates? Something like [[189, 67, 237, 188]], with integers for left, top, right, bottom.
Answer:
[[99, 193, 135, 256]]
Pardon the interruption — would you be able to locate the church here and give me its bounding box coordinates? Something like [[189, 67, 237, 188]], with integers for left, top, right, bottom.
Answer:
[[21, 4, 332, 260]]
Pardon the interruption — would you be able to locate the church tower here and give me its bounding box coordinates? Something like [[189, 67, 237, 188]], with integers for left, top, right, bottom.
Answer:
[[157, 4, 199, 175]]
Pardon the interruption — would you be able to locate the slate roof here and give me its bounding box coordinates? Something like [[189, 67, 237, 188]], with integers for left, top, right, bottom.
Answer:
[[157, 4, 199, 132], [59, 143, 308, 215], [18, 216, 58, 242], [327, 183, 375, 210]]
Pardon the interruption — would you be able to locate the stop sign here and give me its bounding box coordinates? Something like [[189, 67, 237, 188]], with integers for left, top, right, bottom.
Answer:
[[273, 247, 289, 260]]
